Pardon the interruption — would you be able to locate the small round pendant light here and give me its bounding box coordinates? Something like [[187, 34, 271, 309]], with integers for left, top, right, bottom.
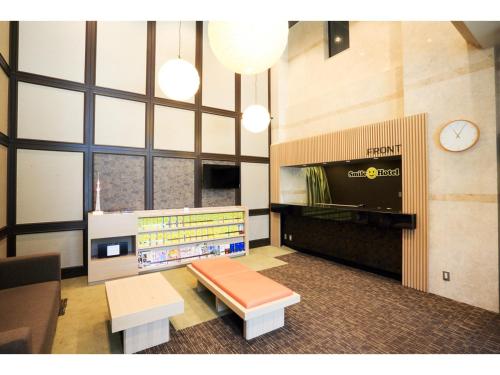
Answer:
[[158, 59, 199, 101], [242, 104, 270, 133], [242, 74, 270, 133], [158, 22, 200, 101], [208, 21, 288, 75]]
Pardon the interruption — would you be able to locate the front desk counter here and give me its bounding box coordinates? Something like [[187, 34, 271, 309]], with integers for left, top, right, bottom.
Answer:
[[271, 203, 417, 280]]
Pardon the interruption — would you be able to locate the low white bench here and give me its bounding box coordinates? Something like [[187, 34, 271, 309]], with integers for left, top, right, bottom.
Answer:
[[187, 263, 300, 340]]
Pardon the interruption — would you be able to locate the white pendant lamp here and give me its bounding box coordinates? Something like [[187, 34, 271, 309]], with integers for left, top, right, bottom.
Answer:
[[242, 75, 270, 133], [158, 59, 199, 101], [242, 104, 270, 133], [208, 21, 289, 75], [159, 22, 200, 101]]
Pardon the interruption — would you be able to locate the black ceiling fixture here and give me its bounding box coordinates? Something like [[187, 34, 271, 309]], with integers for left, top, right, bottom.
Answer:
[[327, 21, 350, 57]]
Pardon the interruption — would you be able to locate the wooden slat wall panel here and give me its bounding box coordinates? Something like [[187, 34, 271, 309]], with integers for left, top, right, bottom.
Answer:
[[270, 113, 428, 291]]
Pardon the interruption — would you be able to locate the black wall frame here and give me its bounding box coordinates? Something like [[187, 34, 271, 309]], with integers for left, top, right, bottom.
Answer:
[[5, 21, 272, 277]]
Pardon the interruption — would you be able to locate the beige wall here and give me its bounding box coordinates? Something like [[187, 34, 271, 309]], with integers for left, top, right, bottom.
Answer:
[[202, 22, 235, 111], [241, 162, 269, 209], [249, 215, 270, 241], [402, 22, 498, 312], [201, 113, 236, 154], [0, 21, 10, 64], [275, 21, 404, 142], [18, 22, 86, 83], [273, 21, 499, 312], [16, 231, 83, 268], [94, 95, 146, 148], [17, 82, 84, 143], [16, 149, 83, 224], [0, 69, 7, 137], [96, 22, 147, 94], [154, 105, 195, 152]]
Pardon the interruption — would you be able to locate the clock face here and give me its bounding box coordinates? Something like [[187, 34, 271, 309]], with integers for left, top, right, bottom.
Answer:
[[439, 120, 479, 152]]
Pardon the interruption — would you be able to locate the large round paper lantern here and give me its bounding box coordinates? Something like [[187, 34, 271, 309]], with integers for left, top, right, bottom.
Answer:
[[242, 104, 270, 133], [158, 58, 200, 101], [208, 21, 289, 75]]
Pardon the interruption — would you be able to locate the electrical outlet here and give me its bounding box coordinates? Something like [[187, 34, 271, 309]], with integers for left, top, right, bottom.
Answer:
[[442, 271, 450, 281], [284, 234, 287, 240], [289, 234, 293, 241]]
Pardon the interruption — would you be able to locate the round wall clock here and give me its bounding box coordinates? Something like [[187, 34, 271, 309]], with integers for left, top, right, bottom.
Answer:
[[438, 120, 480, 152]]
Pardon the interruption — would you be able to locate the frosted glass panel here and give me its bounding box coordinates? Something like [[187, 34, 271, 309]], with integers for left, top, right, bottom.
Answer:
[[96, 22, 147, 93], [241, 126, 269, 157], [202, 22, 235, 110], [154, 105, 195, 152], [241, 162, 269, 209], [241, 71, 269, 156], [0, 21, 9, 64], [0, 69, 7, 136], [155, 21, 197, 102], [249, 215, 269, 241], [94, 95, 146, 148], [18, 82, 84, 143], [16, 149, 83, 224], [18, 22, 86, 82], [201, 113, 235, 155], [17, 231, 84, 268], [0, 146, 6, 229], [241, 71, 268, 111]]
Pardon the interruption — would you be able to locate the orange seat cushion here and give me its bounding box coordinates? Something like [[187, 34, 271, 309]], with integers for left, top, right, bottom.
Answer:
[[191, 257, 249, 283], [213, 271, 293, 309]]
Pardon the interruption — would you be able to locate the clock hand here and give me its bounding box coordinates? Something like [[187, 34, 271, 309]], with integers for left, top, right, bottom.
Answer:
[[456, 123, 467, 139]]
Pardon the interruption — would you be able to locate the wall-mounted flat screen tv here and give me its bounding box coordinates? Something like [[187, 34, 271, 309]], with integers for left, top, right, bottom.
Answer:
[[203, 164, 240, 189]]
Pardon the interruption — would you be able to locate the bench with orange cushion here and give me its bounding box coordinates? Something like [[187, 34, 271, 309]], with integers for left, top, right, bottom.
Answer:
[[188, 257, 300, 340]]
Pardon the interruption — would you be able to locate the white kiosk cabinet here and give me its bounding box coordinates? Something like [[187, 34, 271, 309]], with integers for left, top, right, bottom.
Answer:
[[88, 206, 249, 283]]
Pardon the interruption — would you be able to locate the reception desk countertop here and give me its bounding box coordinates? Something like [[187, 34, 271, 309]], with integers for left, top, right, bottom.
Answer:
[[270, 203, 416, 230]]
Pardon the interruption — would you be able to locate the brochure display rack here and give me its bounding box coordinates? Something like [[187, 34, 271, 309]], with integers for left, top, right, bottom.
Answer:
[[88, 206, 249, 283]]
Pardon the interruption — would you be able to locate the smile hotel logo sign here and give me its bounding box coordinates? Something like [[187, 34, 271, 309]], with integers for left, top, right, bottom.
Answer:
[[348, 167, 400, 180]]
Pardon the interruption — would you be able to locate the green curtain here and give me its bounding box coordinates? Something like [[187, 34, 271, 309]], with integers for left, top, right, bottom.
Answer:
[[305, 166, 332, 205]]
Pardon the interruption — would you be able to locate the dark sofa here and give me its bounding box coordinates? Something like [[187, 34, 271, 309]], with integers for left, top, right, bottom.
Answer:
[[0, 253, 61, 354]]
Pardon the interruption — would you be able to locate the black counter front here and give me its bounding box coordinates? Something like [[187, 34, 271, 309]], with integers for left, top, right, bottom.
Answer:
[[271, 203, 417, 280]]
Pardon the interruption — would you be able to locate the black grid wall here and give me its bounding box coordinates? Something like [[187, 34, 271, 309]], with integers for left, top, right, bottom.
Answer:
[[0, 22, 10, 248], [5, 21, 271, 277]]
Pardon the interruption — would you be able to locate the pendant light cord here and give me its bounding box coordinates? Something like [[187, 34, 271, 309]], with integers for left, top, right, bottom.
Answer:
[[178, 21, 182, 59], [254, 74, 258, 104]]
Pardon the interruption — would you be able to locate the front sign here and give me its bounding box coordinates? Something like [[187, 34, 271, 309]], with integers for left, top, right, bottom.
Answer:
[[348, 167, 400, 180], [367, 144, 402, 156]]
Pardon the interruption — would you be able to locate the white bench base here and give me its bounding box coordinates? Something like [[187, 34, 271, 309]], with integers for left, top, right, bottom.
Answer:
[[244, 308, 285, 340], [188, 265, 300, 340]]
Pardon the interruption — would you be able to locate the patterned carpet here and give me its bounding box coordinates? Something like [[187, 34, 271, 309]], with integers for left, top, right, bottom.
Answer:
[[142, 252, 500, 354]]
